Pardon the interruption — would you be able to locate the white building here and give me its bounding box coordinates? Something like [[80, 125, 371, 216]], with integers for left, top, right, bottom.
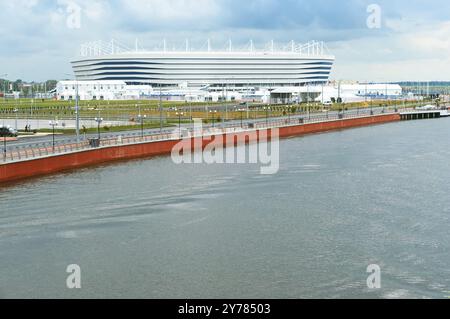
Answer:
[[72, 40, 335, 89], [268, 83, 403, 104], [56, 80, 128, 100], [56, 80, 403, 103]]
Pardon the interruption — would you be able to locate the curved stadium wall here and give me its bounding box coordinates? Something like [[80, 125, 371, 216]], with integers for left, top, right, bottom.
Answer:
[[71, 51, 335, 88]]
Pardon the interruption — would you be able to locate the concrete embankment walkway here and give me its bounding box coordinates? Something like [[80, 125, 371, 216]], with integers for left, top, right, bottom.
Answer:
[[0, 113, 400, 184]]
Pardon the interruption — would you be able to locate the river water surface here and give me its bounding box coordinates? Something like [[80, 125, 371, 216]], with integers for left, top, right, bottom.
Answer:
[[1, 118, 450, 298]]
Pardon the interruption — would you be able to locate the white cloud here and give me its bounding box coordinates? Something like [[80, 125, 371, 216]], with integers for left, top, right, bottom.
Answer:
[[120, 0, 221, 28], [1, 0, 450, 81]]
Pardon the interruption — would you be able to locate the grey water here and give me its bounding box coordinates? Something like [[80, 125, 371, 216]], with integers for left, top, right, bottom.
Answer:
[[1, 118, 450, 299]]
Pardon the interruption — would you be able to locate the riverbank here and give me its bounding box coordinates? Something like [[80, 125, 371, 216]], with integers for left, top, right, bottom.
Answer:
[[0, 112, 400, 184]]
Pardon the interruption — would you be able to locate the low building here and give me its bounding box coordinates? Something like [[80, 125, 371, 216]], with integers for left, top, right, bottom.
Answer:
[[56, 80, 403, 104], [56, 80, 128, 101]]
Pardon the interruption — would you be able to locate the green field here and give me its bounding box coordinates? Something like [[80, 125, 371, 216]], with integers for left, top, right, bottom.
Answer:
[[0, 97, 435, 135]]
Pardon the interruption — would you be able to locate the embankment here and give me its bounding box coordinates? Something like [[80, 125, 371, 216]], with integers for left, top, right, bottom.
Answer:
[[0, 113, 400, 184]]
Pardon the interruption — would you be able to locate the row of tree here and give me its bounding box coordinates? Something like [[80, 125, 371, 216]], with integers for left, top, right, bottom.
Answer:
[[0, 79, 58, 96]]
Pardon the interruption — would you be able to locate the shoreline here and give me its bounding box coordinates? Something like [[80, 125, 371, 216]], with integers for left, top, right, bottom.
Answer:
[[0, 113, 403, 184], [0, 113, 401, 184]]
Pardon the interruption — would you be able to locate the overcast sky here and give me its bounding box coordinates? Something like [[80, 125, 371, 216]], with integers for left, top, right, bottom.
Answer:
[[1, 0, 449, 82]]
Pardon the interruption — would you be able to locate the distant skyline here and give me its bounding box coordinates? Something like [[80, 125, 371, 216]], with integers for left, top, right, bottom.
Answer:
[[1, 0, 450, 82]]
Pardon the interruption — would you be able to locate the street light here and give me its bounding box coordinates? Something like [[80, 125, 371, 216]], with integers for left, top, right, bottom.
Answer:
[[3, 128, 7, 162], [209, 110, 217, 128], [370, 97, 374, 115], [13, 108, 18, 131], [49, 120, 58, 152], [159, 83, 163, 133], [238, 108, 245, 128], [95, 117, 103, 142], [286, 105, 292, 123], [263, 107, 271, 125], [176, 111, 184, 138], [1, 74, 7, 103], [137, 114, 147, 138], [63, 73, 80, 143]]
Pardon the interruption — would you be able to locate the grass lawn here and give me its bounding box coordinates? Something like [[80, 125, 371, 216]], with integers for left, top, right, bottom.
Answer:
[[1, 98, 432, 124], [34, 122, 177, 135]]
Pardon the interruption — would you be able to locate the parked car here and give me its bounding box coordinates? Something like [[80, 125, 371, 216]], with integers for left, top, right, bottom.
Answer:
[[0, 126, 18, 137]]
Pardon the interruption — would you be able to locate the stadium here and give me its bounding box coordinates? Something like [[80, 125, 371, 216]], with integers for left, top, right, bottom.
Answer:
[[71, 40, 335, 90], [64, 40, 402, 103]]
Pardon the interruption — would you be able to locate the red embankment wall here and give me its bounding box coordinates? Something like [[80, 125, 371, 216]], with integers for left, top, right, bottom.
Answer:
[[0, 114, 400, 183], [278, 113, 400, 138]]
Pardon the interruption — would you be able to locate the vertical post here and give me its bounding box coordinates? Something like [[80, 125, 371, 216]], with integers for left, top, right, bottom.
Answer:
[[2, 74, 7, 103], [210, 110, 216, 128], [52, 124, 55, 152], [95, 117, 103, 143], [75, 81, 80, 142], [3, 135, 6, 162], [365, 82, 368, 103], [288, 106, 291, 123], [159, 84, 163, 133], [307, 84, 310, 119], [322, 83, 324, 106], [49, 120, 58, 153], [14, 108, 18, 131], [239, 109, 244, 128], [370, 96, 373, 115], [176, 112, 183, 138], [188, 82, 192, 123], [225, 81, 228, 123], [138, 114, 146, 138]]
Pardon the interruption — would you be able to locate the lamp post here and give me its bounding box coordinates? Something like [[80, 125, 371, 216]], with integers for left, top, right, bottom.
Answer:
[[13, 108, 18, 130], [159, 83, 163, 133], [209, 110, 217, 128], [49, 120, 58, 152], [63, 73, 80, 142], [263, 107, 270, 125], [3, 132, 6, 162], [187, 81, 192, 122], [95, 117, 103, 142], [137, 114, 147, 138], [286, 106, 292, 123], [370, 97, 374, 115], [238, 108, 245, 128], [75, 81, 80, 142], [176, 111, 184, 138], [1, 74, 7, 103]]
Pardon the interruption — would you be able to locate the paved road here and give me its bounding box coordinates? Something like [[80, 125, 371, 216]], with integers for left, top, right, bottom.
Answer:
[[0, 118, 133, 130]]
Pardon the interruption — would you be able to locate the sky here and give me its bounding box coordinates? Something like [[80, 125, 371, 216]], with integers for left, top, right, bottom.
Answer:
[[1, 0, 450, 82]]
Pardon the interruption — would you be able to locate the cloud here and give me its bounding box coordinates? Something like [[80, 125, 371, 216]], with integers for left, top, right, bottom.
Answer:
[[0, 0, 450, 81]]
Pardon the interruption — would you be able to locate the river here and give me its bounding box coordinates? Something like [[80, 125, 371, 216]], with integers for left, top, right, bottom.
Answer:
[[1, 118, 450, 298]]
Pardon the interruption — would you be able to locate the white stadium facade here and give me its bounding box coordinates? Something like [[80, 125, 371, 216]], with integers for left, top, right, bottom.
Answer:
[[58, 40, 403, 102], [71, 40, 334, 89]]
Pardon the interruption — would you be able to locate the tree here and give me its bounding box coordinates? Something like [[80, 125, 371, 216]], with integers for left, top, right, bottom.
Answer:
[[46, 80, 58, 91]]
